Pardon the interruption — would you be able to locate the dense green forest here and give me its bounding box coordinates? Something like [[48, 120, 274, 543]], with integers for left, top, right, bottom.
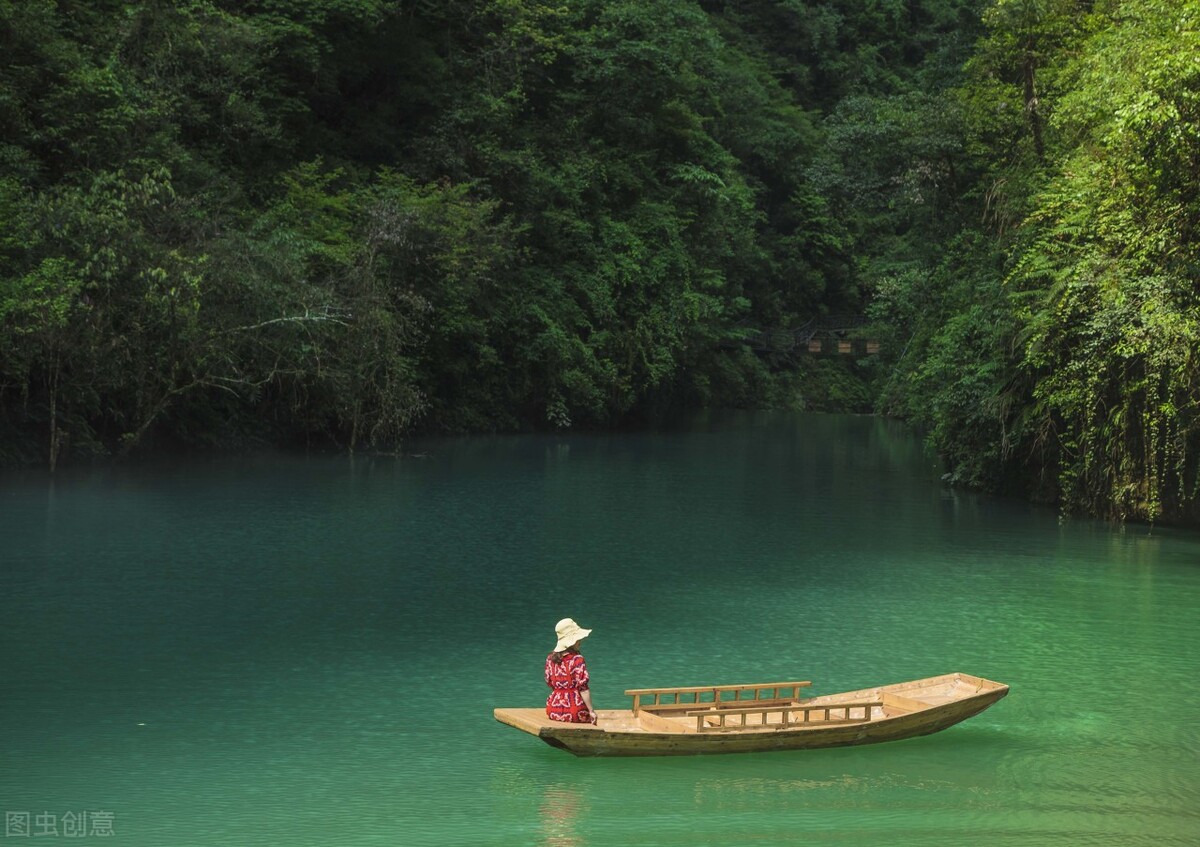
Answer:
[[1, 1, 1197, 523]]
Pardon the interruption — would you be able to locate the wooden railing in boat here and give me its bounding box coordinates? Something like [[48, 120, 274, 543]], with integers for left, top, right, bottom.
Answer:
[[625, 681, 812, 715], [686, 701, 882, 732]]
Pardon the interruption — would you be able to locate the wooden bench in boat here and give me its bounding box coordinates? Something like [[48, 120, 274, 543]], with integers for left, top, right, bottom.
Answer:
[[625, 681, 812, 714], [686, 701, 883, 732]]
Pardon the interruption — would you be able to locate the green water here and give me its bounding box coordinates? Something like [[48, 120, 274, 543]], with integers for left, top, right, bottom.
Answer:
[[2, 413, 1198, 846]]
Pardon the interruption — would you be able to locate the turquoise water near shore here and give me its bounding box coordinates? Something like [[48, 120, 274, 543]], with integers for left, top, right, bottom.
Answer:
[[2, 412, 1198, 845]]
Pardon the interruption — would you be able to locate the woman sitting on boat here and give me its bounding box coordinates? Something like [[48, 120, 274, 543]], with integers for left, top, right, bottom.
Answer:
[[546, 618, 597, 725]]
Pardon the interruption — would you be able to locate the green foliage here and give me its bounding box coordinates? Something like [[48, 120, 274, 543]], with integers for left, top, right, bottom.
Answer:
[[11, 0, 1195, 526], [1007, 0, 1200, 520], [0, 0, 879, 463], [872, 0, 1200, 522]]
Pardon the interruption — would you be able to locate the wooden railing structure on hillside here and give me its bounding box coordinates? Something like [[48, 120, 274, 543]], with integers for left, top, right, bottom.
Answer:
[[723, 315, 879, 356]]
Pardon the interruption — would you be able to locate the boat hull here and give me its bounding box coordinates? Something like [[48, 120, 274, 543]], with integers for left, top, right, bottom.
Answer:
[[495, 673, 1008, 757]]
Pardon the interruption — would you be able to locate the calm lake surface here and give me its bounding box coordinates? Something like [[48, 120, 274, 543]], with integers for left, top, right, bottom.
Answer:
[[2, 412, 1198, 846]]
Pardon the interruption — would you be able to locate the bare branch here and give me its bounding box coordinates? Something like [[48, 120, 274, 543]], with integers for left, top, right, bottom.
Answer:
[[219, 305, 352, 335]]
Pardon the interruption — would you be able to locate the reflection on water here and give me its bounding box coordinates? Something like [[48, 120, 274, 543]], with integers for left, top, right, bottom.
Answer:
[[539, 785, 584, 847], [1, 412, 1199, 847]]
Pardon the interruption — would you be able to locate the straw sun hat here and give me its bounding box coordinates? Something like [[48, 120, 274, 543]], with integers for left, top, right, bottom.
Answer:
[[554, 618, 592, 652]]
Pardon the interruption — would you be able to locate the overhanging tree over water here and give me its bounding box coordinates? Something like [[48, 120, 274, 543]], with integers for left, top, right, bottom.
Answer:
[[873, 0, 1200, 522]]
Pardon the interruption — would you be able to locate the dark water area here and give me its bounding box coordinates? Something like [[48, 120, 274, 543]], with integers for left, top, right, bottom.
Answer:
[[2, 412, 1198, 845]]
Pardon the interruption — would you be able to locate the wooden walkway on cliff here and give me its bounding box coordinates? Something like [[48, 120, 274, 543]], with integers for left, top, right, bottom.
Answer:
[[722, 315, 879, 356]]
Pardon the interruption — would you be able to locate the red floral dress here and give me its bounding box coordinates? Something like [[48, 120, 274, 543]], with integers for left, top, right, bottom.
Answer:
[[545, 650, 593, 723]]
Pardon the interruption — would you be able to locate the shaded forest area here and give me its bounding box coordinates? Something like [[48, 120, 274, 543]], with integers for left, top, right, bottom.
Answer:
[[1, 1, 1197, 523]]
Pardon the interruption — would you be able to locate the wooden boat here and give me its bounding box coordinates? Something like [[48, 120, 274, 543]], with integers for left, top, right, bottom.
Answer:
[[494, 672, 1008, 757]]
